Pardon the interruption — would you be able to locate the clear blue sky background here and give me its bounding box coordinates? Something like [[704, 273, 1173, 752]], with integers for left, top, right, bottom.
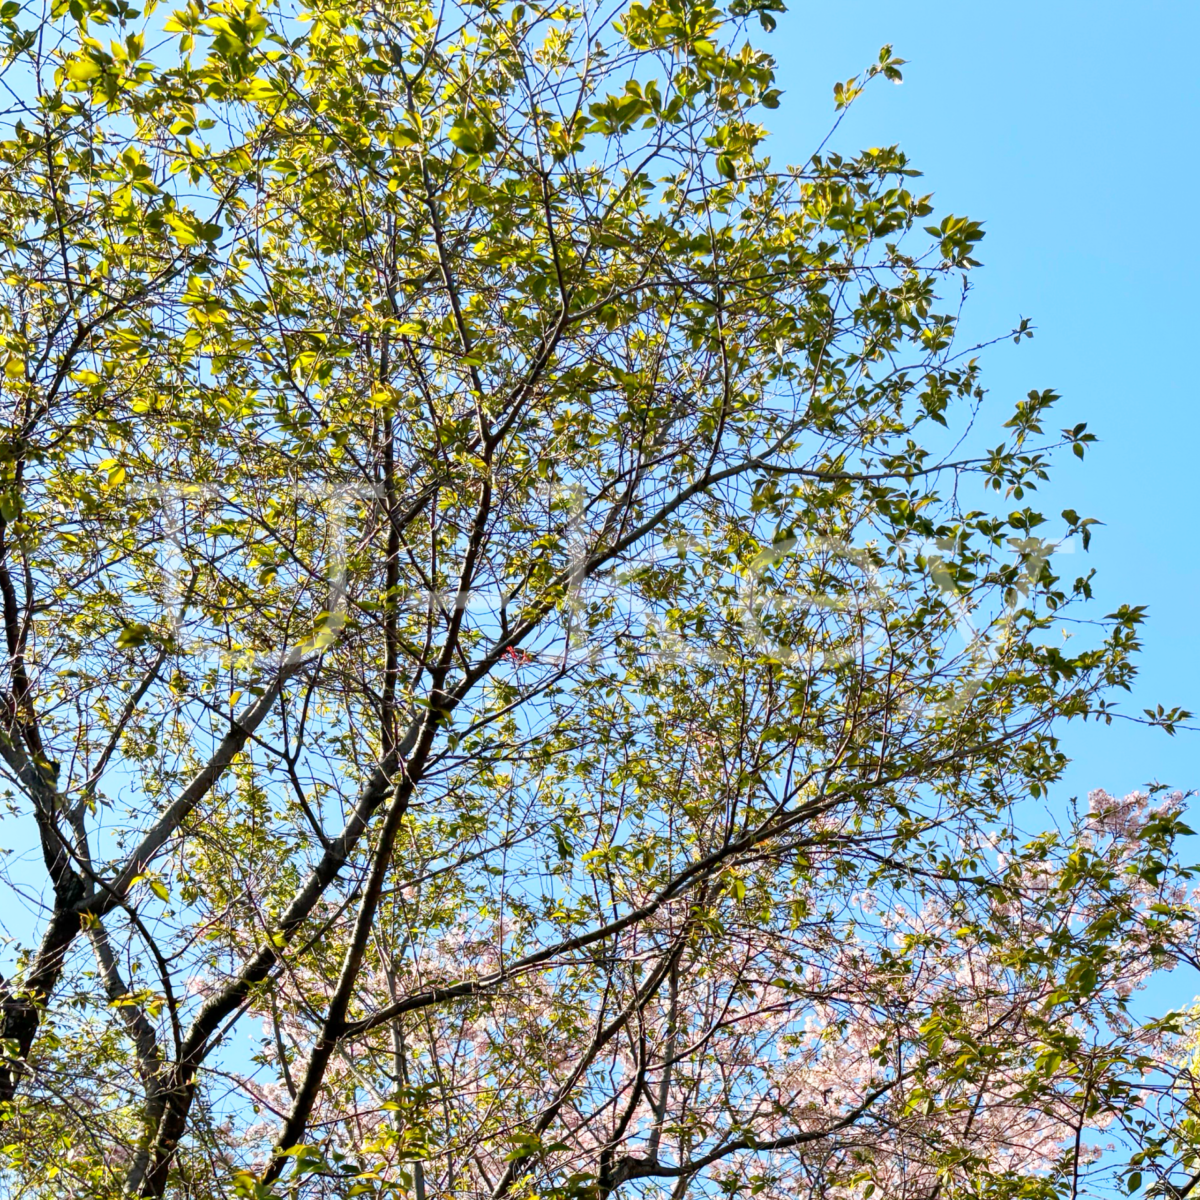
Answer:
[[764, 1, 1199, 814], [3, 0, 1193, 990], [0, 4, 1193, 1167]]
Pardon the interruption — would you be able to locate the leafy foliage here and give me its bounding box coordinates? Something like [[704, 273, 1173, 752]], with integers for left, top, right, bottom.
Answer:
[[0, 0, 1194, 1196]]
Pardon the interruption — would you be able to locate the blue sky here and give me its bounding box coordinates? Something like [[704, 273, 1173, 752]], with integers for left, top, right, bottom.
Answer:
[[5, 5, 1193, 912], [762, 1, 1200, 812], [0, 7, 1192, 1181]]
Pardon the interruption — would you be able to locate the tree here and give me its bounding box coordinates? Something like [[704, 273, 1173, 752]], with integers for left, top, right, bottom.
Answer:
[[0, 0, 1194, 1195]]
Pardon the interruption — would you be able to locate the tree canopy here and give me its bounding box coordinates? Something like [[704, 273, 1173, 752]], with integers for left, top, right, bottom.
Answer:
[[0, 0, 1197, 1196]]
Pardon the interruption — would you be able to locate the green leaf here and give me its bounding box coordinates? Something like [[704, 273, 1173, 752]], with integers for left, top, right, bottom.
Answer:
[[64, 57, 103, 81], [116, 623, 152, 648], [448, 116, 495, 155]]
